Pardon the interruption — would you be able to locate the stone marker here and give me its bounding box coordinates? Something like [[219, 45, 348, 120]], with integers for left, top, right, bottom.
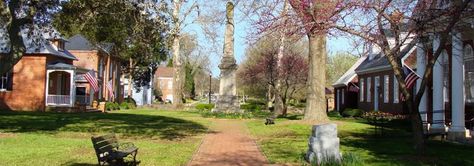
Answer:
[[212, 1, 240, 113], [305, 123, 341, 164]]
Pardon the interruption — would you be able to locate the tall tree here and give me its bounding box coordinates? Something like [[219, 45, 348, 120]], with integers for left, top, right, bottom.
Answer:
[[250, 0, 346, 121], [179, 33, 210, 99], [54, 0, 169, 95], [168, 0, 199, 107], [240, 37, 308, 116], [0, 0, 61, 75]]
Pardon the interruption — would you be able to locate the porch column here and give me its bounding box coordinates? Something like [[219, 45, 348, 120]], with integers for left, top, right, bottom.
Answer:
[[448, 30, 466, 140], [416, 39, 428, 132], [45, 70, 53, 106], [431, 34, 446, 133], [67, 70, 75, 106]]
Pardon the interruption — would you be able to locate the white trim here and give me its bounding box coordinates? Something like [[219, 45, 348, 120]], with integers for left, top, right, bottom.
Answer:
[[355, 65, 392, 75], [157, 77, 173, 80], [367, 77, 372, 102], [360, 78, 364, 102], [393, 75, 399, 103], [45, 69, 75, 107]]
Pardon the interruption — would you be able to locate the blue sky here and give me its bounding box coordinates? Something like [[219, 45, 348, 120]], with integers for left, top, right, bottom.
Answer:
[[182, 5, 354, 77]]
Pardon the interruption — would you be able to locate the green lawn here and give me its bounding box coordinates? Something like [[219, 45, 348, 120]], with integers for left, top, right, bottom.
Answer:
[[247, 116, 474, 166], [0, 109, 211, 166]]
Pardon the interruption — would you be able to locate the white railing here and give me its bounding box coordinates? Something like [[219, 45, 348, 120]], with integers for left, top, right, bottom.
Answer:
[[47, 95, 71, 106], [75, 95, 89, 105]]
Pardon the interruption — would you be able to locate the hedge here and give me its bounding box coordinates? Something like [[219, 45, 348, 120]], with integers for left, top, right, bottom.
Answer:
[[342, 108, 365, 117]]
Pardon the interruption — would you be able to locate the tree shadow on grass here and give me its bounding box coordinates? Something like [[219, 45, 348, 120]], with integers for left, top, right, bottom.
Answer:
[[338, 120, 474, 165], [0, 111, 208, 140]]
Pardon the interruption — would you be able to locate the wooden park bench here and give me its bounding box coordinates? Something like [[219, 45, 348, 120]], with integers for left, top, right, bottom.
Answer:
[[91, 134, 139, 166]]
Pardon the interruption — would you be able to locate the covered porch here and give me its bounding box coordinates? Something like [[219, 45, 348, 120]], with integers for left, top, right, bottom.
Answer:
[[45, 63, 77, 107]]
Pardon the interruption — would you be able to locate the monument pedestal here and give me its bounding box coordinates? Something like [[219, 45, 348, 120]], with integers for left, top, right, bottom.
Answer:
[[212, 95, 241, 113], [306, 123, 341, 164], [213, 57, 240, 113]]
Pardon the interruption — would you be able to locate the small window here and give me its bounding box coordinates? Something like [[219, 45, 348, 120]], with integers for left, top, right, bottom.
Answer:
[[0, 70, 13, 91], [99, 58, 104, 77], [442, 50, 449, 102], [360, 78, 365, 102], [109, 61, 114, 79], [393, 75, 399, 103], [384, 75, 389, 103], [464, 45, 474, 103], [342, 89, 345, 104], [367, 77, 372, 102]]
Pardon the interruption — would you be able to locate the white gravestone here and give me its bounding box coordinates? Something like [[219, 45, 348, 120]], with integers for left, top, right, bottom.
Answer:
[[305, 123, 341, 164]]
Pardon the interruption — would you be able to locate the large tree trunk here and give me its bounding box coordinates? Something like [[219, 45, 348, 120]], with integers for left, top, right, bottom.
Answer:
[[273, 0, 289, 117], [304, 33, 328, 122], [273, 35, 285, 116], [127, 58, 133, 97], [281, 96, 288, 116], [0, 1, 27, 75], [172, 34, 184, 107], [267, 84, 274, 109], [172, 0, 184, 108], [407, 99, 426, 153]]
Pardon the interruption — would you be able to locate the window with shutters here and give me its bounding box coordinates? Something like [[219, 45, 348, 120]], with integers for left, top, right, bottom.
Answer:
[[0, 70, 13, 91]]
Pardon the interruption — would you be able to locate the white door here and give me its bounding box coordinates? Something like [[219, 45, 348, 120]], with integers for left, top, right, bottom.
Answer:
[[374, 76, 380, 111]]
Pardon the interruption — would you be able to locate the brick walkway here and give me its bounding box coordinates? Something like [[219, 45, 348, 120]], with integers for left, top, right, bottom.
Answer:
[[188, 119, 269, 166]]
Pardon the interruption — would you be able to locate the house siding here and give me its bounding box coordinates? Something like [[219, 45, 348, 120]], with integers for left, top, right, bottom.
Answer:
[[71, 50, 123, 103], [358, 70, 405, 114], [156, 77, 173, 102], [334, 86, 359, 112], [0, 55, 47, 111]]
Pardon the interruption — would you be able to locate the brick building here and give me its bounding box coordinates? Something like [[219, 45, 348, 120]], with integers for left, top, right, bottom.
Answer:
[[66, 34, 124, 104], [0, 27, 80, 111], [154, 67, 174, 103]]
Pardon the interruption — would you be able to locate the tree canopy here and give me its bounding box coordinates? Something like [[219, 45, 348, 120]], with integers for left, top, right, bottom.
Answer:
[[54, 0, 170, 88]]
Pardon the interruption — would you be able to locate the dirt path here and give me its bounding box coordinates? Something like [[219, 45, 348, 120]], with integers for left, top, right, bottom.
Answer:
[[188, 119, 269, 166]]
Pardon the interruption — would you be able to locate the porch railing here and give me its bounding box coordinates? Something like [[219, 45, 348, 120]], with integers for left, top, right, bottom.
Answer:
[[75, 95, 89, 105], [46, 95, 71, 106]]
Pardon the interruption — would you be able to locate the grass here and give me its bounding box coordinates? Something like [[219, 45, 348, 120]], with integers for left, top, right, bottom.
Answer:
[[247, 116, 474, 166], [0, 109, 211, 166]]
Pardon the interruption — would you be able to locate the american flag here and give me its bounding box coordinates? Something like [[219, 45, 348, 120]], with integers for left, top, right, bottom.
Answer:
[[106, 79, 115, 99], [403, 64, 420, 89], [84, 70, 99, 92], [400, 64, 420, 101]]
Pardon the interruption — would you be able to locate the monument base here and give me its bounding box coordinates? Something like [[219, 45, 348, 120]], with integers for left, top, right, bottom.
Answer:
[[212, 95, 241, 113]]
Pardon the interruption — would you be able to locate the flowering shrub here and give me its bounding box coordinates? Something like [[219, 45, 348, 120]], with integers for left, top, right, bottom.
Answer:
[[362, 111, 402, 122]]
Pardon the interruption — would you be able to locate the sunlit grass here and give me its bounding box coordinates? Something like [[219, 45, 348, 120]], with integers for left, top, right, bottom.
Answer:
[[0, 109, 211, 166], [247, 116, 474, 165]]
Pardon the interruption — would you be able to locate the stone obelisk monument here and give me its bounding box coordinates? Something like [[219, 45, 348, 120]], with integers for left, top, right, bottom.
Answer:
[[213, 1, 240, 113]]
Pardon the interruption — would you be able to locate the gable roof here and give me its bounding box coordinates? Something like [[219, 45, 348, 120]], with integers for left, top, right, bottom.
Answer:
[[0, 26, 77, 60], [354, 53, 391, 74], [65, 34, 95, 50], [332, 55, 367, 88], [66, 34, 114, 54], [155, 67, 174, 78], [355, 45, 416, 74]]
